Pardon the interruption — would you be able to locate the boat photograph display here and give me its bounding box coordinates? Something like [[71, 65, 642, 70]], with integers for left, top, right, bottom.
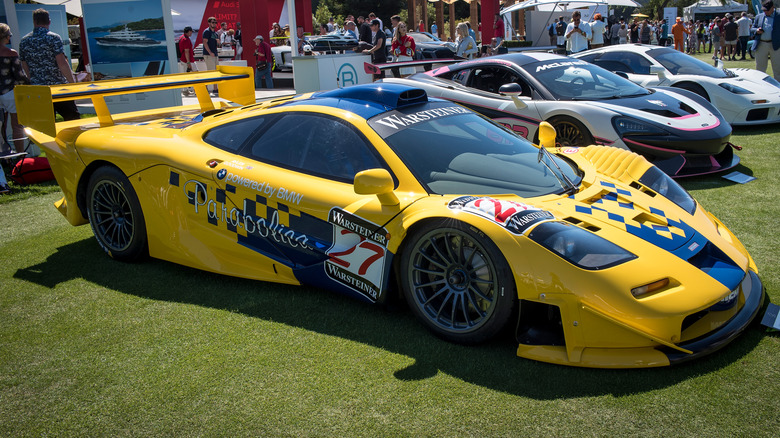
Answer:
[[94, 25, 162, 47], [83, 0, 169, 64]]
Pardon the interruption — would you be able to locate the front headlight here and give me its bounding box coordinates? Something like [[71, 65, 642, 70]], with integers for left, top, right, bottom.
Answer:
[[612, 116, 669, 136], [639, 166, 697, 215], [763, 76, 780, 90], [528, 221, 637, 270], [718, 82, 752, 94]]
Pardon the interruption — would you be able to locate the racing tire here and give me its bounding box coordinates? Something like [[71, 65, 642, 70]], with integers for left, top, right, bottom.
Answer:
[[547, 116, 595, 147], [400, 220, 517, 345], [673, 82, 710, 101], [86, 166, 148, 261]]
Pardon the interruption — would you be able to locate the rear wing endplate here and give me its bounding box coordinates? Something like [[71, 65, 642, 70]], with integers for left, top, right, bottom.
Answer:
[[15, 65, 255, 138]]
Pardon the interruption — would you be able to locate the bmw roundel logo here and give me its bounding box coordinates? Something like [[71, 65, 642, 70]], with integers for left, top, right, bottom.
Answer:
[[217, 169, 227, 180]]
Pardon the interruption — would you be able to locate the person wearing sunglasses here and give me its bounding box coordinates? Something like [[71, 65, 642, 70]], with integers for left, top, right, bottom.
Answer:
[[202, 17, 219, 94]]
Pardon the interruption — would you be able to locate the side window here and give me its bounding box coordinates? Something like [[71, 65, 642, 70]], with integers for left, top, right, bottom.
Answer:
[[600, 52, 652, 74], [246, 113, 384, 182], [203, 116, 267, 152], [450, 69, 470, 84], [470, 67, 521, 95]]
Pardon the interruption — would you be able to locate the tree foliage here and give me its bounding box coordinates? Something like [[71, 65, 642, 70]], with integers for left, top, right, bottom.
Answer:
[[639, 0, 703, 20], [314, 0, 472, 26]]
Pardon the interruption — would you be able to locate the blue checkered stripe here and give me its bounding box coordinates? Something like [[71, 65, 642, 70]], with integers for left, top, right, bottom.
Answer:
[[574, 181, 691, 251], [169, 170, 332, 267]]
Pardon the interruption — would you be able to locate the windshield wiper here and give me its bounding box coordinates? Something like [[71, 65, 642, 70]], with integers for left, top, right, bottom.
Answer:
[[537, 146, 577, 195]]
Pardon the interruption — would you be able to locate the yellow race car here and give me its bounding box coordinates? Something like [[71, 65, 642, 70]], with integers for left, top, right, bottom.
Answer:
[[16, 67, 766, 368]]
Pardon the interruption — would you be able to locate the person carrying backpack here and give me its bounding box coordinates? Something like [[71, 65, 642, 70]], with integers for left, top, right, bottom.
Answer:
[[555, 17, 567, 50]]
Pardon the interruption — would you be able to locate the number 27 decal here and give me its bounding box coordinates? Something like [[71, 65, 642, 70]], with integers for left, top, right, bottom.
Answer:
[[328, 229, 385, 275]]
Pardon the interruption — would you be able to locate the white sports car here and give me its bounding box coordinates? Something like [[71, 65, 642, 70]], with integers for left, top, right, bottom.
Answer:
[[573, 44, 780, 125], [382, 53, 738, 177]]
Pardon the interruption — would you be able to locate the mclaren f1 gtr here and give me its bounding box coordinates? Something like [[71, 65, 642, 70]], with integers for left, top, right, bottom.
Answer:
[[381, 52, 739, 178], [15, 67, 766, 368], [573, 44, 780, 125]]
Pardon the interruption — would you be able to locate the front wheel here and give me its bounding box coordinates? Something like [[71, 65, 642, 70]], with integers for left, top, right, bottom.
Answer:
[[400, 220, 516, 344], [547, 116, 595, 147], [86, 166, 148, 261]]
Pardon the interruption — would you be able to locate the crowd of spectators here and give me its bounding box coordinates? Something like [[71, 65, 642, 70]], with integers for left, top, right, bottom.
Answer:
[[572, 11, 758, 63]]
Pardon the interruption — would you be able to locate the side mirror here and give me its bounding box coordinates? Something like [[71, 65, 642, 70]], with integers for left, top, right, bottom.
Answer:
[[615, 71, 629, 79], [649, 65, 667, 81], [538, 121, 557, 149], [354, 168, 399, 206], [498, 83, 527, 109]]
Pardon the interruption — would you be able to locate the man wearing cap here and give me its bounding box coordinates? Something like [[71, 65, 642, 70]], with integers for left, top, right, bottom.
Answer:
[[363, 19, 387, 80], [671, 17, 689, 52], [253, 35, 273, 89], [345, 21, 358, 41], [753, 0, 780, 80]]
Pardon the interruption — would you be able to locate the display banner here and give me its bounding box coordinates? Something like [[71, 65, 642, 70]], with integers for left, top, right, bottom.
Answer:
[[664, 7, 677, 28], [82, 0, 178, 112], [170, 0, 208, 44]]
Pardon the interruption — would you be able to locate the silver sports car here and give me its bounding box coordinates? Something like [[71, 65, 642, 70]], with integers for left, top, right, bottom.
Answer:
[[382, 52, 738, 177]]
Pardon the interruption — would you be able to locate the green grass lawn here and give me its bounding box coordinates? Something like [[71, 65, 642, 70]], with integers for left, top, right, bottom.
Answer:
[[2, 67, 779, 435]]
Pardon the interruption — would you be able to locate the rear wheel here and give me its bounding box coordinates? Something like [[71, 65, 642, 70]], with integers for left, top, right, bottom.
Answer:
[[86, 166, 147, 261], [547, 116, 595, 147], [400, 220, 516, 344]]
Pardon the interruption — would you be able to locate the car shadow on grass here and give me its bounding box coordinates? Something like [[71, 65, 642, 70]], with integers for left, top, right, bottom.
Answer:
[[14, 237, 767, 400]]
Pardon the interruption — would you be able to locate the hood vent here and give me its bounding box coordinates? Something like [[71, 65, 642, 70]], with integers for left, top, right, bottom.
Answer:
[[640, 101, 697, 118]]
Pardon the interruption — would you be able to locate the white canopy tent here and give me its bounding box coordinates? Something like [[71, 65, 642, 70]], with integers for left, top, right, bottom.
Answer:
[[683, 0, 748, 21], [502, 0, 639, 14], [501, 0, 640, 46]]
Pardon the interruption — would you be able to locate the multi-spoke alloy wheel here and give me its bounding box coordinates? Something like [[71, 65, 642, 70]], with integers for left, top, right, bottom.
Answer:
[[401, 221, 516, 344], [87, 166, 147, 261], [548, 116, 594, 147]]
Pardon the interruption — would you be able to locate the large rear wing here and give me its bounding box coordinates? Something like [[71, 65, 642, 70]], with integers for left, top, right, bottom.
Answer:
[[363, 59, 460, 76], [15, 65, 255, 138]]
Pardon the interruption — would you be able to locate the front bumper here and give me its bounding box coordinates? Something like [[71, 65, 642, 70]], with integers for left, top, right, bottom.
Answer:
[[516, 270, 766, 368], [652, 143, 741, 178], [728, 103, 780, 125], [663, 270, 765, 365]]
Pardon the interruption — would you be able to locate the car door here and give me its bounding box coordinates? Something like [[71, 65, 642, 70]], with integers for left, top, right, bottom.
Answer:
[[204, 110, 413, 302], [456, 65, 543, 140]]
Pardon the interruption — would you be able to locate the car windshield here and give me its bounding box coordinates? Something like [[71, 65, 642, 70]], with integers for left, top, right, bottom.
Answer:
[[368, 103, 581, 197], [525, 59, 649, 100], [647, 47, 728, 78]]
